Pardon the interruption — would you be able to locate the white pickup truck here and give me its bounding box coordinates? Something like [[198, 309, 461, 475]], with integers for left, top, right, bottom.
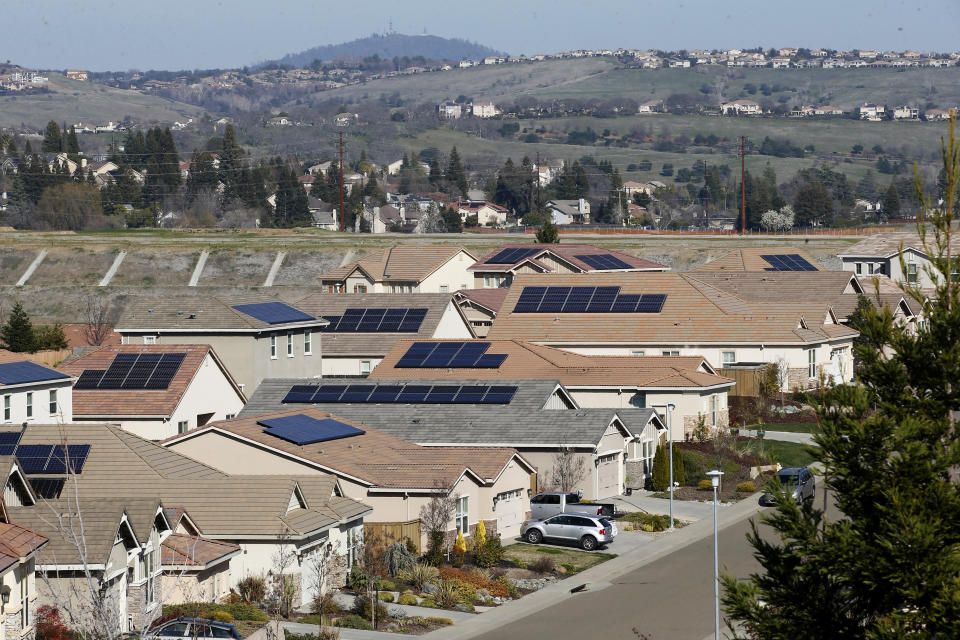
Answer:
[[529, 492, 616, 521]]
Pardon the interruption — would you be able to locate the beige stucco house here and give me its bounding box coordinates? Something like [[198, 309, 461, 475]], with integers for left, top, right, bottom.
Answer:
[[318, 246, 478, 294]]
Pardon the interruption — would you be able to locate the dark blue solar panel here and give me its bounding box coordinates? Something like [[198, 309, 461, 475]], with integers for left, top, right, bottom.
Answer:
[[637, 294, 667, 313], [575, 254, 633, 270], [283, 385, 319, 403], [144, 353, 186, 390], [396, 342, 507, 369], [612, 294, 641, 312], [0, 445, 16, 456], [425, 386, 458, 403], [64, 444, 91, 473], [513, 285, 665, 314], [370, 385, 403, 402], [483, 385, 519, 403], [321, 308, 428, 333], [396, 385, 431, 403], [17, 445, 54, 474], [0, 432, 22, 446], [760, 254, 817, 272], [74, 370, 105, 389], [311, 385, 347, 402], [586, 286, 619, 312], [341, 385, 375, 402], [232, 302, 315, 325], [0, 362, 69, 385], [486, 247, 540, 264], [454, 385, 488, 403], [474, 353, 507, 368], [259, 414, 365, 445]]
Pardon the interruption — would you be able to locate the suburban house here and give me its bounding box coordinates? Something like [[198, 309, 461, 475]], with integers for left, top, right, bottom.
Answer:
[[838, 232, 959, 290], [636, 100, 663, 113], [892, 106, 920, 120], [437, 101, 462, 119], [692, 247, 825, 272], [318, 246, 478, 294], [469, 243, 668, 289], [486, 272, 861, 393], [721, 99, 761, 115], [369, 339, 734, 441], [455, 201, 509, 227], [115, 296, 328, 394], [4, 423, 370, 622], [239, 379, 665, 500], [293, 293, 474, 375], [0, 352, 74, 425], [57, 345, 246, 440], [546, 199, 591, 225], [470, 101, 499, 118], [163, 408, 536, 545], [453, 289, 509, 337], [857, 103, 887, 121], [0, 471, 48, 640]]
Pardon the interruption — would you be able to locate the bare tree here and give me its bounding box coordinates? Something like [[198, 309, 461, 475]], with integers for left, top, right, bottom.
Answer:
[[81, 294, 112, 346], [775, 357, 790, 407], [545, 446, 588, 493], [419, 487, 458, 564], [267, 527, 297, 620]]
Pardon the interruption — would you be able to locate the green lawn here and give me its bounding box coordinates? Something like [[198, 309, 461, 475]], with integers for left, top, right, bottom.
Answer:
[[750, 422, 819, 434], [743, 439, 819, 468], [503, 543, 616, 574]]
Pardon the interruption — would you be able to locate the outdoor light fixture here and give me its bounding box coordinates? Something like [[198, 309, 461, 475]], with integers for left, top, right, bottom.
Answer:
[[1, 586, 10, 605], [706, 469, 725, 640]]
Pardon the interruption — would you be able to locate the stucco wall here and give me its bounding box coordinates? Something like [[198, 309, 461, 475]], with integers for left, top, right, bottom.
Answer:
[[0, 380, 74, 427]]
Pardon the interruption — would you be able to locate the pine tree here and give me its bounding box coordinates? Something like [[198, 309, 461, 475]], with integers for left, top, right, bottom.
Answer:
[[722, 114, 960, 640], [219, 124, 243, 200], [41, 121, 62, 153], [0, 302, 36, 352], [535, 219, 559, 243], [651, 444, 669, 491], [881, 182, 900, 217], [65, 125, 80, 155], [445, 146, 467, 197], [671, 446, 685, 486]]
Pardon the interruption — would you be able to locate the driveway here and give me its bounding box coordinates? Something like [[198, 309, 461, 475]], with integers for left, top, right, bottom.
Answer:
[[610, 492, 725, 521], [743, 429, 816, 445]]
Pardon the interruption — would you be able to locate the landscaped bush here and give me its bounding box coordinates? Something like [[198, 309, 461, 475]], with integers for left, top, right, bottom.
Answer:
[[286, 630, 341, 640], [377, 591, 394, 602], [622, 512, 672, 532], [236, 576, 267, 603], [163, 603, 268, 622], [425, 617, 454, 626], [351, 595, 387, 622], [418, 598, 437, 608], [334, 615, 374, 630], [383, 541, 415, 578], [473, 533, 505, 568], [651, 444, 669, 490], [681, 449, 708, 486], [697, 479, 713, 491], [530, 556, 556, 574], [376, 579, 395, 592], [737, 481, 758, 493], [397, 594, 419, 606], [404, 563, 439, 590], [432, 580, 461, 609], [210, 611, 233, 623], [496, 576, 518, 599]]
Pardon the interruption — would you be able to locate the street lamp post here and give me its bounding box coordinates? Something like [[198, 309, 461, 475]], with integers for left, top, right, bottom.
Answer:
[[706, 469, 724, 640], [667, 403, 676, 530]]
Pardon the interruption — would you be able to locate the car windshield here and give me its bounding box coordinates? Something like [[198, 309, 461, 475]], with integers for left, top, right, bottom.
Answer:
[[778, 474, 800, 487]]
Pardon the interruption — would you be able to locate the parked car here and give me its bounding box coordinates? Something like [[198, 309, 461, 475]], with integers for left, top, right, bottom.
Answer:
[[143, 618, 241, 640], [521, 513, 617, 550], [529, 491, 616, 521], [759, 466, 816, 506]]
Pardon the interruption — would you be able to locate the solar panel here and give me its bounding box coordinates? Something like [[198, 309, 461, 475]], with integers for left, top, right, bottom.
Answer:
[[284, 382, 517, 404], [283, 385, 319, 403], [612, 294, 641, 312], [575, 254, 633, 270], [513, 285, 667, 314], [258, 414, 365, 445], [232, 302, 316, 325], [0, 445, 16, 456], [76, 352, 184, 391], [64, 444, 91, 473], [425, 386, 458, 403], [486, 247, 540, 264], [0, 431, 22, 446], [144, 353, 186, 390], [341, 385, 375, 402], [74, 370, 105, 389], [397, 384, 431, 403], [637, 294, 667, 313], [483, 385, 519, 403], [370, 385, 403, 402], [760, 254, 817, 272], [17, 444, 54, 474], [0, 362, 70, 385], [396, 342, 508, 369], [311, 385, 347, 402], [121, 353, 162, 390], [320, 308, 429, 333], [29, 477, 65, 500], [454, 385, 488, 403]]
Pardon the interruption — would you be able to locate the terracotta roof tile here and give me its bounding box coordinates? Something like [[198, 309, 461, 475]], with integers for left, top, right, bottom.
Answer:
[[161, 533, 239, 568], [469, 244, 667, 273], [319, 246, 477, 283], [692, 247, 824, 272]]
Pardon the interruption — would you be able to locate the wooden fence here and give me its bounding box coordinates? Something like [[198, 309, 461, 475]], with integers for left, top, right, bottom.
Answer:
[[364, 519, 422, 554], [718, 366, 766, 397], [8, 348, 73, 367]]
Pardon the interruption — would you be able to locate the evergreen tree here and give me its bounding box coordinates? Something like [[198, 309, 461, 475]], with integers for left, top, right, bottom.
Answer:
[[428, 158, 443, 188], [855, 170, 878, 201], [219, 124, 243, 200], [65, 125, 80, 155], [881, 182, 901, 217], [0, 302, 35, 352], [671, 446, 685, 486], [41, 121, 62, 153], [445, 146, 467, 197], [793, 180, 834, 227], [536, 219, 559, 243], [722, 114, 960, 640], [651, 444, 669, 491], [186, 150, 219, 200]]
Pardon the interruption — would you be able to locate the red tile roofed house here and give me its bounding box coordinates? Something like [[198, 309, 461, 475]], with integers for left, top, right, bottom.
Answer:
[[456, 201, 508, 227], [0, 351, 75, 424], [61, 324, 121, 348], [318, 245, 478, 294], [58, 345, 245, 440], [469, 243, 668, 289], [163, 408, 537, 544], [691, 247, 824, 272]]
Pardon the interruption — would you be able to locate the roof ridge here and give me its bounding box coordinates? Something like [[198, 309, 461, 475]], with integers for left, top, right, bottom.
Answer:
[[382, 245, 396, 279]]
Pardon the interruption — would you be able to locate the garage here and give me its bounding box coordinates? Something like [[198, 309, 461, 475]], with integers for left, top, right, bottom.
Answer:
[[494, 489, 525, 539], [596, 452, 622, 499]]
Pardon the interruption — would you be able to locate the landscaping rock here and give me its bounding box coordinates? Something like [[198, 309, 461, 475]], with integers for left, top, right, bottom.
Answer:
[[421, 582, 438, 595], [512, 576, 559, 591]]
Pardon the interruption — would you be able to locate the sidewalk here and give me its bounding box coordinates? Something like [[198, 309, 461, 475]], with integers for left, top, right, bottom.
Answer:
[[611, 492, 725, 521], [742, 429, 815, 445]]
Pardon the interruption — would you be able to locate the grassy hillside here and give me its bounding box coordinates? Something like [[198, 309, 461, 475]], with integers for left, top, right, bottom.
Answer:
[[0, 74, 206, 129]]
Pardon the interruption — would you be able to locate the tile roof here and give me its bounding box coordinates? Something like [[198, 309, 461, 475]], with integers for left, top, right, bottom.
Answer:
[[161, 533, 240, 569], [61, 325, 122, 348], [164, 408, 529, 490], [116, 294, 325, 332], [0, 522, 48, 565], [318, 246, 477, 283], [838, 232, 960, 258], [293, 293, 459, 356], [57, 344, 242, 418], [486, 272, 858, 346], [691, 247, 824, 272], [455, 288, 509, 313], [239, 378, 661, 448], [370, 339, 733, 389], [469, 244, 667, 273]]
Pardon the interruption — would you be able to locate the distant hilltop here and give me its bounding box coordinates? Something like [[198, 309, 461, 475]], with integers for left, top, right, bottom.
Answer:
[[261, 32, 504, 68]]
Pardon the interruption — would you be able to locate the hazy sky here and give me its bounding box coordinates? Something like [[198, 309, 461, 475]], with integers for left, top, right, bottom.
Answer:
[[7, 0, 959, 71]]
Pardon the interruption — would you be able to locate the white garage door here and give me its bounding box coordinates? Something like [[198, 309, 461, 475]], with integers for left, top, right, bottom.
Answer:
[[596, 453, 622, 499], [494, 489, 525, 540]]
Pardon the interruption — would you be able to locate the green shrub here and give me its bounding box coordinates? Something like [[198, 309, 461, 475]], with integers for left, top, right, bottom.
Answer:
[[681, 449, 708, 486], [162, 603, 268, 622], [377, 591, 394, 602], [672, 446, 685, 486], [210, 611, 233, 623], [513, 559, 527, 569], [651, 444, 669, 491], [376, 579, 395, 592], [347, 565, 367, 591], [448, 579, 477, 604], [424, 530, 445, 566], [405, 563, 439, 591], [622, 512, 672, 531], [351, 595, 387, 621], [397, 594, 418, 606], [737, 481, 757, 493], [433, 580, 460, 609], [530, 556, 555, 574], [334, 615, 374, 630], [697, 479, 713, 490], [418, 599, 436, 608], [495, 576, 518, 599], [473, 534, 505, 568], [384, 541, 415, 578], [236, 576, 266, 603], [425, 617, 454, 627], [297, 615, 326, 625]]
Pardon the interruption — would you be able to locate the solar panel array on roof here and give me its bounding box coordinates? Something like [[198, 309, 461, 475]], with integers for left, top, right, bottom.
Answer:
[[73, 353, 186, 390], [0, 361, 69, 385], [10, 443, 91, 474], [29, 477, 65, 499], [761, 254, 818, 271], [257, 414, 365, 445], [232, 302, 316, 324], [320, 308, 428, 333], [574, 254, 633, 270], [513, 286, 667, 314], [395, 342, 507, 369], [485, 248, 541, 264], [282, 382, 518, 405]]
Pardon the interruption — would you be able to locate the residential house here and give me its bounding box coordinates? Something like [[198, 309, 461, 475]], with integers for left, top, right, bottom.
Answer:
[[814, 105, 844, 116], [57, 345, 246, 440], [546, 199, 591, 225], [385, 159, 404, 175], [838, 231, 960, 290], [0, 353, 74, 425], [160, 527, 239, 605], [469, 243, 667, 289], [115, 296, 328, 394], [857, 103, 887, 121], [471, 102, 499, 118], [239, 379, 665, 500], [924, 108, 953, 121], [65, 70, 88, 81], [437, 101, 462, 119], [292, 293, 473, 375], [637, 100, 663, 114], [317, 246, 478, 294], [0, 494, 48, 640], [892, 106, 920, 120], [486, 272, 861, 391], [163, 408, 536, 545], [721, 99, 761, 115], [453, 289, 509, 337], [456, 201, 508, 227], [692, 247, 824, 272], [267, 116, 292, 126]]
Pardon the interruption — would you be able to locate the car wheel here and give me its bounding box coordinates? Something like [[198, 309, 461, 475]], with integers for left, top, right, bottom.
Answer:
[[580, 535, 598, 551], [525, 529, 543, 544]]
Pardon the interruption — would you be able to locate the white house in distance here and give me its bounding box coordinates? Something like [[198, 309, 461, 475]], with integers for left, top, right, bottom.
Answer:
[[470, 101, 499, 118], [0, 353, 74, 425], [456, 201, 509, 227], [721, 99, 761, 115], [318, 246, 478, 293], [838, 231, 959, 290], [58, 345, 246, 440], [546, 199, 591, 225]]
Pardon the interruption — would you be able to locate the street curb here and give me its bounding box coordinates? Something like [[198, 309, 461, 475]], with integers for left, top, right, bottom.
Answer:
[[427, 494, 765, 639]]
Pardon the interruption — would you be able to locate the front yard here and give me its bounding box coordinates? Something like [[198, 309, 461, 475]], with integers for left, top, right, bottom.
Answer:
[[502, 543, 616, 574]]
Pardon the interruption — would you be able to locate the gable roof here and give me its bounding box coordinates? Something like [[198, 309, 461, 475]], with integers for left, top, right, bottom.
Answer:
[[370, 339, 733, 390], [318, 246, 477, 283], [0, 522, 48, 572], [116, 294, 325, 333], [469, 244, 667, 273], [0, 352, 72, 388], [161, 533, 240, 570], [838, 232, 960, 259], [454, 288, 509, 313], [692, 247, 824, 272], [58, 344, 245, 418], [487, 272, 858, 345]]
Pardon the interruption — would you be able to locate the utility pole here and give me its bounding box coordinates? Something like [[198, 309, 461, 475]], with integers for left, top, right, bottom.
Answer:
[[740, 135, 747, 234], [338, 130, 345, 232], [535, 151, 542, 217]]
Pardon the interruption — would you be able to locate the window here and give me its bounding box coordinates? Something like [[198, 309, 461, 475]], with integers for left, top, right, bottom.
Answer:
[[3, 395, 9, 421], [25, 392, 32, 419], [304, 330, 312, 355], [143, 335, 156, 345], [142, 548, 156, 603], [631, 350, 646, 356], [439, 285, 449, 293], [225, 414, 236, 420], [346, 527, 360, 570], [907, 262, 918, 284], [641, 439, 655, 475], [868, 263, 875, 275], [178, 420, 188, 434], [662, 350, 680, 356], [360, 360, 371, 375], [49, 390, 57, 415], [484, 276, 491, 287], [20, 565, 29, 629], [855, 262, 862, 275], [455, 496, 469, 535], [721, 351, 736, 366], [270, 335, 277, 359], [808, 349, 817, 378], [157, 623, 189, 637], [286, 331, 293, 357], [710, 394, 718, 426], [353, 284, 367, 293], [629, 392, 646, 408]]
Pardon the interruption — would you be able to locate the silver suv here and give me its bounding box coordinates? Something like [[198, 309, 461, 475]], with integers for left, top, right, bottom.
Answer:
[[760, 466, 816, 506], [143, 618, 241, 640], [521, 513, 617, 550]]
